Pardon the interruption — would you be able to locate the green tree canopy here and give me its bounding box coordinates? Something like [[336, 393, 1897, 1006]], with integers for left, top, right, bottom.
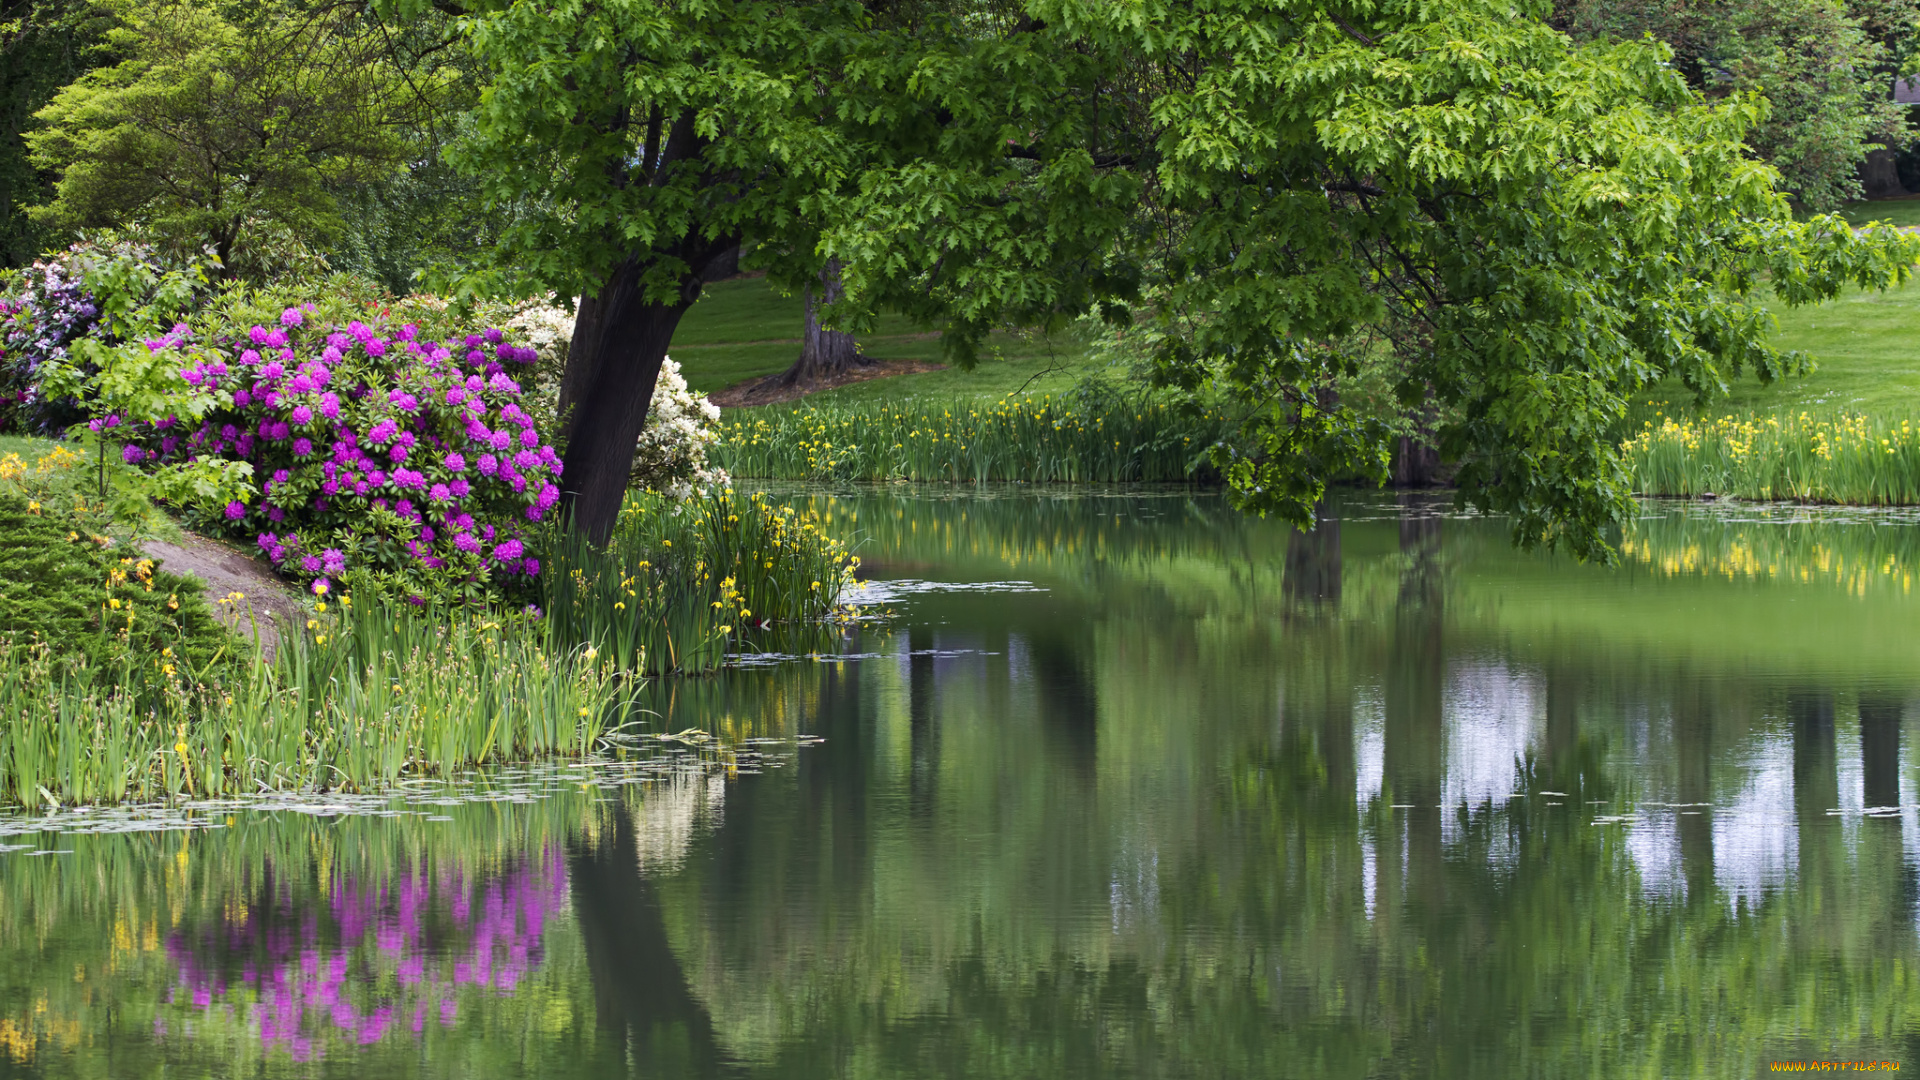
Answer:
[[420, 0, 1919, 554], [25, 0, 439, 276]]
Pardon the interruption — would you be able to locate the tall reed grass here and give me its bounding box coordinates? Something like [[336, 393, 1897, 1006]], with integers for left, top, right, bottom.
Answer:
[[1624, 411, 1920, 504], [0, 596, 621, 809], [540, 489, 856, 674], [714, 392, 1225, 483]]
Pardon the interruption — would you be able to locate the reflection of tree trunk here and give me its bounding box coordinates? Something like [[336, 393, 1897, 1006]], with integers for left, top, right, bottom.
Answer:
[[568, 813, 729, 1076], [1387, 497, 1445, 908], [1674, 689, 1716, 902], [909, 625, 937, 821], [1031, 631, 1098, 778], [780, 259, 867, 386], [1791, 692, 1839, 822], [1860, 695, 1903, 808], [1790, 691, 1841, 930], [1285, 510, 1342, 607]]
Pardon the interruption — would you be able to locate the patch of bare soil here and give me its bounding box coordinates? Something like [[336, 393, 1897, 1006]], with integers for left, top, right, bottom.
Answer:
[[710, 357, 947, 408], [144, 531, 305, 658]]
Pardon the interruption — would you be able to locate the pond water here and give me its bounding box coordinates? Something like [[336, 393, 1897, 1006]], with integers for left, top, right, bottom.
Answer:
[[2, 488, 1918, 1078]]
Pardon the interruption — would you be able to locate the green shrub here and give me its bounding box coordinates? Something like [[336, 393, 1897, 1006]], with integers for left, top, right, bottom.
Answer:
[[0, 488, 240, 687]]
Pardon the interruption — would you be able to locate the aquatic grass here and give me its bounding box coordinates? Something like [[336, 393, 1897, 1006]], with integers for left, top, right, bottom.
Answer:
[[0, 597, 624, 809], [540, 490, 855, 675], [1624, 411, 1920, 504], [714, 391, 1225, 483]]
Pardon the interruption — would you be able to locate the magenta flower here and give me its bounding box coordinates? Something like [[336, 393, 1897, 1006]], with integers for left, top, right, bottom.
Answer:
[[224, 501, 245, 521], [280, 307, 304, 327]]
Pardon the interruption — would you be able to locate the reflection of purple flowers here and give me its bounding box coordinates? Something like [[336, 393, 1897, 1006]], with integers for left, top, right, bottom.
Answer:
[[159, 850, 569, 1064]]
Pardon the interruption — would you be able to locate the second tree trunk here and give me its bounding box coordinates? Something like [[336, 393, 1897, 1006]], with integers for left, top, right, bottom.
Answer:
[[780, 259, 865, 386]]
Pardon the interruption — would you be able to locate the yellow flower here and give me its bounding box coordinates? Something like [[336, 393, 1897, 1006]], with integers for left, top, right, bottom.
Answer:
[[25, 501, 38, 514], [108, 598, 122, 610], [174, 742, 188, 754], [578, 707, 591, 717], [161, 664, 176, 676], [314, 602, 327, 613]]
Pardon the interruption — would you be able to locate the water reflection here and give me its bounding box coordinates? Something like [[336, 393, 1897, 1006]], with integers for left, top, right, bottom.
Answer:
[[157, 851, 567, 1060], [2, 489, 1919, 1077]]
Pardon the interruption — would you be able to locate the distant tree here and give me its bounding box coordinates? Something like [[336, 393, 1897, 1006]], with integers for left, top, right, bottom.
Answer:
[[25, 0, 438, 276], [1, 0, 113, 267], [1555, 0, 1913, 208]]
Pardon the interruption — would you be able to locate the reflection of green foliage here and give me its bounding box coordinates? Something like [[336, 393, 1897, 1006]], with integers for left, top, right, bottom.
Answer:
[[635, 491, 1920, 1076]]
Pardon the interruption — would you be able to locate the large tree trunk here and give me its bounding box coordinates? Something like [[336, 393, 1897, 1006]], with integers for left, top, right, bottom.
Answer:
[[779, 259, 865, 386], [559, 260, 693, 543]]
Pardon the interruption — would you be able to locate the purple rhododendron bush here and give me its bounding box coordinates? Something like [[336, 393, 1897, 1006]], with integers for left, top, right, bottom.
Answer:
[[4, 245, 564, 602], [129, 298, 561, 600]]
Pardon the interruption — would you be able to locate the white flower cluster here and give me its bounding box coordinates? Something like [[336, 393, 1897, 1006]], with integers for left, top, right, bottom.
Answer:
[[633, 357, 729, 500]]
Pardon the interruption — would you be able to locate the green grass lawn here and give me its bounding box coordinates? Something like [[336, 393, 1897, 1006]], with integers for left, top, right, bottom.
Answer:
[[1633, 277, 1920, 420], [1834, 196, 1920, 229], [671, 277, 1111, 401], [0, 434, 60, 461], [687, 271, 1920, 420]]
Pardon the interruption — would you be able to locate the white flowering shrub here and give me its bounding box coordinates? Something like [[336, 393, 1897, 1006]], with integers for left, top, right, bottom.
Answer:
[[633, 357, 728, 499], [487, 300, 728, 499]]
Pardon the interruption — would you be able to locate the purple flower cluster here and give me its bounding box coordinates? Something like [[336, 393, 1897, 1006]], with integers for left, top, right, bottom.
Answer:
[[0, 244, 120, 434], [120, 307, 560, 593]]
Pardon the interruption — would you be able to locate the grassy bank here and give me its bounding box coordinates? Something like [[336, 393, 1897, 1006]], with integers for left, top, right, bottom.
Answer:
[[0, 598, 619, 809], [1623, 411, 1920, 503], [673, 277, 1107, 400], [714, 394, 1225, 484], [0, 481, 856, 808]]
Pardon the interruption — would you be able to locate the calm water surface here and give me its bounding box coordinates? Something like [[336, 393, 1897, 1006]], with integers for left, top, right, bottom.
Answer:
[[3, 489, 1919, 1078]]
